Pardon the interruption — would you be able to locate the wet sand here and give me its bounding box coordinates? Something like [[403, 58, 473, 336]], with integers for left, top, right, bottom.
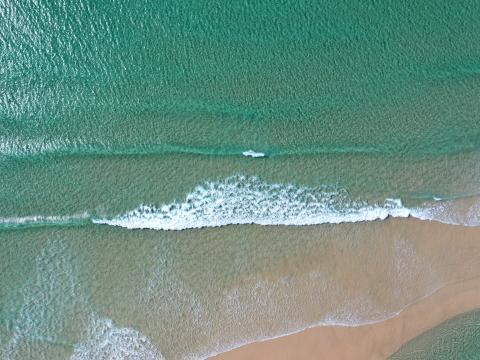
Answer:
[[211, 221, 480, 360]]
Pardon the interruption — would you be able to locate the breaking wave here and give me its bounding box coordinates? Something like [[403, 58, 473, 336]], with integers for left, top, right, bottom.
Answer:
[[242, 150, 266, 158], [3, 176, 479, 231], [93, 175, 414, 230]]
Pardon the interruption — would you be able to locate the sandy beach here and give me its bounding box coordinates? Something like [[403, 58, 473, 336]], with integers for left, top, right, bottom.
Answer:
[[211, 221, 480, 360]]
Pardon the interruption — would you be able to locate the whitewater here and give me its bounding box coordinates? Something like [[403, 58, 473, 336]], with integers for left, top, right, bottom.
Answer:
[[2, 175, 478, 231]]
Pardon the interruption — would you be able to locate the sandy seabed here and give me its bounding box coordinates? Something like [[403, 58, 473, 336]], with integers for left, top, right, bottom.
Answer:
[[211, 220, 480, 360]]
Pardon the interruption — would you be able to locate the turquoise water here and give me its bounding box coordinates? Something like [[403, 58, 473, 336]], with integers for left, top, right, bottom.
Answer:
[[2, 0, 480, 228], [3, 1, 480, 159], [2, 0, 480, 358], [2, 0, 480, 230], [390, 309, 480, 360]]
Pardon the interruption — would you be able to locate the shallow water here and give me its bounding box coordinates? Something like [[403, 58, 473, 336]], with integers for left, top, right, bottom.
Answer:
[[390, 309, 480, 360], [2, 0, 480, 358], [2, 220, 480, 359]]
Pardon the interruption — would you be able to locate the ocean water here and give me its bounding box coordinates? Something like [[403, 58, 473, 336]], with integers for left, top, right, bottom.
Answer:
[[2, 0, 480, 358], [390, 309, 480, 359]]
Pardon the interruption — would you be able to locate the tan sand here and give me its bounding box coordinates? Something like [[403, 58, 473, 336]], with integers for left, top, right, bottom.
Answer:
[[210, 222, 480, 360], [212, 277, 480, 360]]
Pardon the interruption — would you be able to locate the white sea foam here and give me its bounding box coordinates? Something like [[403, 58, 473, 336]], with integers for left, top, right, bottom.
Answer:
[[94, 175, 414, 230], [410, 199, 480, 227], [2, 241, 82, 360], [71, 315, 164, 360], [242, 150, 265, 158], [198, 264, 445, 360], [4, 176, 477, 231]]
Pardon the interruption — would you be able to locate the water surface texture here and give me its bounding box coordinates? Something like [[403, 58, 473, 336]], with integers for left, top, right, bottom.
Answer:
[[390, 309, 480, 360], [1, 0, 480, 358]]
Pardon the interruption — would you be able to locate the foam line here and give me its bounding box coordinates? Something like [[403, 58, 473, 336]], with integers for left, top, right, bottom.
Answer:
[[242, 150, 266, 158], [94, 175, 414, 230], [4, 176, 478, 231]]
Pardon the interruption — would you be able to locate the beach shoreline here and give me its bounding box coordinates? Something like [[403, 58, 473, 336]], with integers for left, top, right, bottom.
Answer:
[[209, 220, 480, 360]]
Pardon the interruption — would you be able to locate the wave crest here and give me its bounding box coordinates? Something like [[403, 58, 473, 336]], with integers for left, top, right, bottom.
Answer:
[[4, 177, 478, 231], [242, 150, 266, 158], [93, 175, 412, 230]]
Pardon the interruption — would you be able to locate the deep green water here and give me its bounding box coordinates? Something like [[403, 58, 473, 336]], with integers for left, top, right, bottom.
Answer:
[[2, 0, 480, 227], [390, 309, 480, 360], [1, 0, 480, 358], [3, 1, 480, 158]]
